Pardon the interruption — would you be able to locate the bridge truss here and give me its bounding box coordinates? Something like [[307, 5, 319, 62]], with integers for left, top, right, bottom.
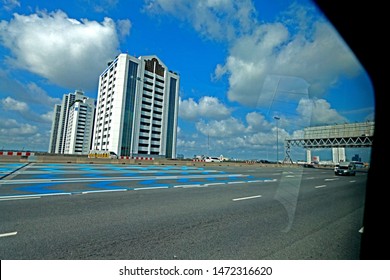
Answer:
[[282, 122, 375, 163]]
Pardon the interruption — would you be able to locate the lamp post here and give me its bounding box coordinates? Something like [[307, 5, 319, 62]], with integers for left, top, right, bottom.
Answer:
[[274, 116, 280, 163]]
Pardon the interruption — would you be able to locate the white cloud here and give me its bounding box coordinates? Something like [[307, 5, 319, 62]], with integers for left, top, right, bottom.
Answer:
[[25, 82, 62, 107], [1, 118, 53, 153], [116, 19, 131, 39], [176, 138, 197, 148], [0, 10, 131, 90], [296, 98, 347, 126], [147, 0, 363, 122], [196, 117, 246, 137], [0, 118, 51, 151], [144, 0, 257, 41], [245, 111, 271, 132], [1, 96, 28, 112], [0, 96, 54, 123], [85, 0, 119, 13], [179, 96, 231, 120], [1, 0, 20, 11], [216, 18, 362, 108], [0, 118, 38, 135], [0, 71, 61, 108]]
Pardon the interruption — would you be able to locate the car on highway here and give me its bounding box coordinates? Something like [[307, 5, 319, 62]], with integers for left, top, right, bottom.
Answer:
[[204, 157, 221, 162], [334, 161, 356, 176]]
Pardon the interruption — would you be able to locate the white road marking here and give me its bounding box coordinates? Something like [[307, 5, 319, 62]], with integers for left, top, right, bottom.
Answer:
[[82, 189, 127, 194], [264, 179, 277, 182], [0, 231, 17, 238], [232, 195, 262, 201], [247, 180, 264, 183], [0, 193, 70, 200], [0, 174, 248, 185], [325, 178, 338, 181], [227, 181, 245, 184], [350, 180, 356, 183], [204, 183, 225, 186], [359, 227, 364, 233], [134, 186, 169, 191], [315, 185, 327, 188], [0, 196, 41, 201], [174, 184, 201, 188]]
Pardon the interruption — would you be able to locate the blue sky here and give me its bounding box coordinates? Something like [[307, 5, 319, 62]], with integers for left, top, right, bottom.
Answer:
[[0, 0, 375, 162]]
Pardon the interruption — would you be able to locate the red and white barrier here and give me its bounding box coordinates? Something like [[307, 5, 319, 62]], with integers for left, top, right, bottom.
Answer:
[[192, 159, 205, 162], [0, 151, 35, 156], [120, 156, 154, 160]]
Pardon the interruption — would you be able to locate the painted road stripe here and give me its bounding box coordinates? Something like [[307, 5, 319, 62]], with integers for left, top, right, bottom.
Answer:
[[0, 174, 248, 185], [174, 184, 200, 188], [0, 193, 71, 200], [315, 185, 327, 188], [247, 179, 276, 183], [134, 186, 169, 191], [82, 189, 127, 194], [232, 195, 262, 201], [204, 182, 225, 186], [0, 231, 17, 238], [0, 196, 41, 201], [227, 181, 246, 184], [325, 178, 338, 181], [359, 227, 364, 233]]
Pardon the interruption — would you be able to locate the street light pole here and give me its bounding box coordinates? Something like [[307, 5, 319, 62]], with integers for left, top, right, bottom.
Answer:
[[274, 116, 280, 163]]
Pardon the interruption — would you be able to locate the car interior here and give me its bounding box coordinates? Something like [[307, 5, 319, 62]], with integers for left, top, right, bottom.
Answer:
[[313, 0, 386, 259]]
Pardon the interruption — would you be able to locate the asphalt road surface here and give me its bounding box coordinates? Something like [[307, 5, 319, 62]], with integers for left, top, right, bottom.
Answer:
[[0, 163, 367, 259]]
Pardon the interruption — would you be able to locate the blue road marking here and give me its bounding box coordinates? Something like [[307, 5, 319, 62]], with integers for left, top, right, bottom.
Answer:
[[0, 163, 277, 197], [138, 179, 169, 188], [88, 181, 129, 190], [123, 173, 138, 177], [32, 174, 60, 179], [15, 183, 64, 194], [0, 163, 26, 173]]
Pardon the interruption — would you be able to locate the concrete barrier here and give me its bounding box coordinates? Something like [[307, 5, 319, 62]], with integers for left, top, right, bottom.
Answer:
[[0, 154, 302, 168]]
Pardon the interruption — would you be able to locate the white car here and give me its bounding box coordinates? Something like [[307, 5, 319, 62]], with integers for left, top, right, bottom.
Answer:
[[205, 157, 221, 162]]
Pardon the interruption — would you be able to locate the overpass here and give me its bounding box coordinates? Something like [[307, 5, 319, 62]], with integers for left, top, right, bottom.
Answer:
[[283, 121, 374, 163]]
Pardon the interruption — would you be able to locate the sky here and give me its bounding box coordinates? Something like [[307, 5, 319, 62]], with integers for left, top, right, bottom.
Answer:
[[0, 0, 375, 162]]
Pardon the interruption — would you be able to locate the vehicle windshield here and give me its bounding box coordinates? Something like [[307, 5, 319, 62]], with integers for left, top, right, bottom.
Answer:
[[0, 0, 375, 275]]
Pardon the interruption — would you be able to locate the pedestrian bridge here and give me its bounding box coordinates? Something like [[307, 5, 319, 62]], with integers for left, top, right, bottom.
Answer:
[[284, 121, 374, 163]]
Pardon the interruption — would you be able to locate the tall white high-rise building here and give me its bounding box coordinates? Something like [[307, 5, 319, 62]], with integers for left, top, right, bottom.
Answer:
[[48, 104, 61, 153], [91, 54, 180, 158], [64, 98, 96, 154], [332, 147, 346, 163], [48, 90, 95, 154]]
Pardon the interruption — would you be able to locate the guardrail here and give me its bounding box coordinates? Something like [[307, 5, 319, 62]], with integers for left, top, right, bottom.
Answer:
[[0, 151, 35, 156]]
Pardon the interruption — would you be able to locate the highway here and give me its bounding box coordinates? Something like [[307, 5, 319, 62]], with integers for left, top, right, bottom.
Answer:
[[0, 162, 367, 259]]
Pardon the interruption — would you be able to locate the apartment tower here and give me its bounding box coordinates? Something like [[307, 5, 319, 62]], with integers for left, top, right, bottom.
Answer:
[[91, 54, 180, 158], [48, 104, 61, 153], [63, 97, 96, 154], [48, 90, 95, 154]]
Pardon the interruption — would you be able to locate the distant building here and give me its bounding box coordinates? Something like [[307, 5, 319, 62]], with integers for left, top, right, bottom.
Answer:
[[63, 98, 96, 155], [352, 154, 362, 162], [91, 53, 180, 158], [48, 90, 96, 154], [48, 104, 61, 153], [332, 147, 346, 163]]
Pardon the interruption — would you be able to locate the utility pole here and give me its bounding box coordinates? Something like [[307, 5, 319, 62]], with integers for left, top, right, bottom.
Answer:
[[274, 116, 280, 163]]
